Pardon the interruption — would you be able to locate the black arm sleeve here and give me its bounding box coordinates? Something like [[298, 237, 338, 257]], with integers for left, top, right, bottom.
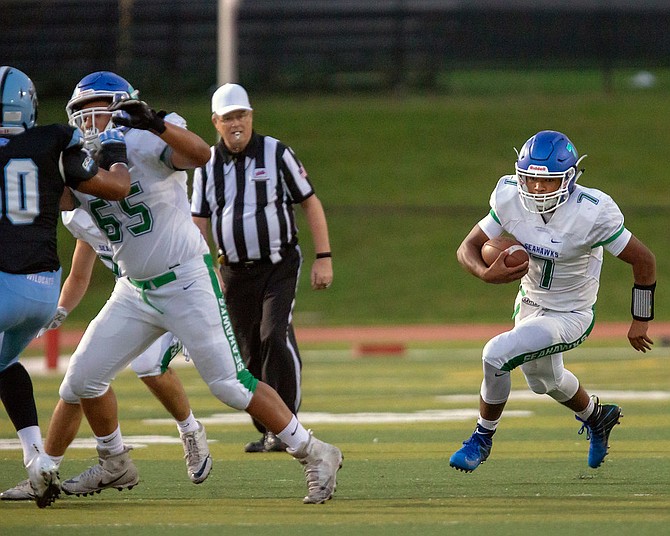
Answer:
[[61, 146, 99, 188]]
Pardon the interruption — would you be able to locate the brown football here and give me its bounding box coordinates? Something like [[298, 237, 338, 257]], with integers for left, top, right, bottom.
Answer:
[[481, 236, 529, 267]]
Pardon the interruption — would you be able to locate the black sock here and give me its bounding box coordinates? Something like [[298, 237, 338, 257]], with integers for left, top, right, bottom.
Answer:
[[0, 363, 39, 431]]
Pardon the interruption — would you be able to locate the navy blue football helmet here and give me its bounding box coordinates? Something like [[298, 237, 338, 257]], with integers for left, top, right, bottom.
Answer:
[[66, 71, 137, 149], [0, 66, 38, 135], [515, 130, 586, 214]]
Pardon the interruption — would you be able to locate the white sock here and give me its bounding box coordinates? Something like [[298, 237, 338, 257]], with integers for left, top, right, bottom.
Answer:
[[576, 398, 596, 421], [276, 415, 310, 451], [17, 426, 43, 466], [477, 416, 500, 432], [95, 425, 125, 456], [49, 455, 64, 469], [176, 410, 199, 435]]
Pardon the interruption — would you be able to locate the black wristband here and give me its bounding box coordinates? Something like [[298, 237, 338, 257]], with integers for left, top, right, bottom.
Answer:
[[316, 252, 332, 259], [631, 282, 655, 321], [98, 143, 129, 170]]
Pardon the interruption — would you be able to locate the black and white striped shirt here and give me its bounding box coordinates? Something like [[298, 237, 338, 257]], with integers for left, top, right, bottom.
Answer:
[[190, 133, 314, 263]]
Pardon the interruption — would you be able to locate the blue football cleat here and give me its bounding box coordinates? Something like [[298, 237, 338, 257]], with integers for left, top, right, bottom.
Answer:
[[576, 397, 623, 468], [449, 426, 494, 473]]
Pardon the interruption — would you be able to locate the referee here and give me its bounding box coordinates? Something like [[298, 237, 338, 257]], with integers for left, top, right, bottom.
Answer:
[[191, 84, 333, 453]]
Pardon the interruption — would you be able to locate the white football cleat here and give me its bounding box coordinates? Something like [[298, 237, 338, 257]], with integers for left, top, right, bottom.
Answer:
[[61, 446, 139, 496], [0, 479, 35, 501], [290, 432, 343, 504], [180, 421, 212, 484], [25, 453, 60, 508]]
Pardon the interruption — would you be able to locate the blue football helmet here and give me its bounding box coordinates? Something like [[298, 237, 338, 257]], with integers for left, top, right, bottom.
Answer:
[[0, 66, 38, 136], [515, 130, 587, 214], [66, 71, 138, 150]]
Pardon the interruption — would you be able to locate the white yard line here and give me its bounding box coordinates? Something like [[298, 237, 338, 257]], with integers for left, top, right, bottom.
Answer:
[[1, 390, 665, 449]]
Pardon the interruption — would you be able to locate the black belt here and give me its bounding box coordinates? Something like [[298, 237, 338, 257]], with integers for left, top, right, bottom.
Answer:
[[218, 247, 290, 269], [223, 257, 275, 269]]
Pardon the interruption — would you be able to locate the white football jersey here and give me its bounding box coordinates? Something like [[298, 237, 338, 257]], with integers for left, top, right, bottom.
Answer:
[[478, 175, 632, 312], [73, 113, 208, 279], [61, 208, 117, 273]]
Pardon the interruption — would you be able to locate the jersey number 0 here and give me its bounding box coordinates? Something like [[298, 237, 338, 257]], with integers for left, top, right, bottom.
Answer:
[[2, 159, 39, 224]]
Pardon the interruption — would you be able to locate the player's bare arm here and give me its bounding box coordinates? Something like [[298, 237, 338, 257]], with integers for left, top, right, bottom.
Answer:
[[58, 240, 98, 313], [59, 188, 76, 211], [60, 133, 131, 200], [107, 98, 210, 170], [161, 122, 211, 170], [36, 239, 99, 338], [76, 163, 131, 200], [457, 225, 528, 284], [616, 235, 657, 352]]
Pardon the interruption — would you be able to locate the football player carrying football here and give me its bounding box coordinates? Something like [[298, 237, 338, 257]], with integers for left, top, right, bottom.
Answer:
[[450, 130, 656, 473]]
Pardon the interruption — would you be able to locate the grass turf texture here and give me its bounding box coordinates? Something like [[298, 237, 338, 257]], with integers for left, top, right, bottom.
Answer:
[[1, 344, 669, 534], [36, 68, 670, 328]]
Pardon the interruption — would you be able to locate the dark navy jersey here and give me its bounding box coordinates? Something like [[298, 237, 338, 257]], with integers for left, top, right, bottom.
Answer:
[[0, 124, 97, 274]]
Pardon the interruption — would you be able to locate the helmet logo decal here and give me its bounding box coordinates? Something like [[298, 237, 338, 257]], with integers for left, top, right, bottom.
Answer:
[[528, 165, 548, 172]]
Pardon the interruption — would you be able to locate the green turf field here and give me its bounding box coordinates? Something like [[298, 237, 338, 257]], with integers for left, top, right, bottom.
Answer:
[[33, 68, 670, 328], [2, 343, 669, 534]]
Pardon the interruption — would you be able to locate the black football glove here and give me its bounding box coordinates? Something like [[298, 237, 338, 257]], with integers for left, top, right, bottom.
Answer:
[[97, 129, 129, 170], [108, 98, 167, 135]]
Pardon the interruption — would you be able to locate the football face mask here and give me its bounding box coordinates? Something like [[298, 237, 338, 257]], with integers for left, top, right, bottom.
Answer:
[[516, 164, 577, 214], [66, 71, 137, 152], [514, 130, 586, 214]]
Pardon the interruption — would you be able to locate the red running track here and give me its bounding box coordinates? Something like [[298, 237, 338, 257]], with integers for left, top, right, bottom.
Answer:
[[29, 321, 670, 349]]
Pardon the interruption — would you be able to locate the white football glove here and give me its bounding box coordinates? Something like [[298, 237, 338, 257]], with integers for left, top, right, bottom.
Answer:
[[37, 306, 68, 338]]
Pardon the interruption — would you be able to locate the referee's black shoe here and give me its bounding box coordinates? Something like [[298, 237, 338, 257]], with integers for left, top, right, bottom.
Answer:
[[244, 432, 287, 453]]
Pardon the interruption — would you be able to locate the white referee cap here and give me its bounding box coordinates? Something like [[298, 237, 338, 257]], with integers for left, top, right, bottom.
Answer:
[[211, 83, 253, 116]]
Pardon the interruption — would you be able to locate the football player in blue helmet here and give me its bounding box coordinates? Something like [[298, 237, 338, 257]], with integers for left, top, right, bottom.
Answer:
[[515, 130, 587, 214], [0, 66, 38, 137], [1, 69, 218, 503], [0, 66, 131, 509], [451, 129, 656, 475], [65, 71, 137, 151]]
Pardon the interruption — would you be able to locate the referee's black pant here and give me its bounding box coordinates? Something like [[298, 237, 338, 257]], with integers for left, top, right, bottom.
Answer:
[[220, 245, 302, 435]]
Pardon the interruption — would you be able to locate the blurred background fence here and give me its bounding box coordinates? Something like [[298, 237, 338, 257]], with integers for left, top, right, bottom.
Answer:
[[4, 0, 670, 96]]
